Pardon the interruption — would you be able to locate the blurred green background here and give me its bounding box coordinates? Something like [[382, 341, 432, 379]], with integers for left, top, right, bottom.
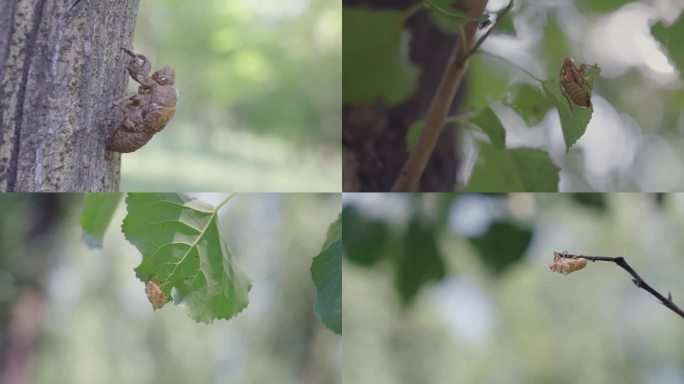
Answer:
[[120, 0, 341, 191], [0, 193, 341, 384], [343, 193, 684, 383]]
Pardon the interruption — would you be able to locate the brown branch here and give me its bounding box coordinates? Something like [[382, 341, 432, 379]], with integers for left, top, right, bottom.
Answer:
[[556, 252, 684, 319], [391, 0, 514, 192]]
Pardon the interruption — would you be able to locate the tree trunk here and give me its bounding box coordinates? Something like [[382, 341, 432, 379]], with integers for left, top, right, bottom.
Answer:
[[343, 0, 466, 192], [0, 0, 141, 192]]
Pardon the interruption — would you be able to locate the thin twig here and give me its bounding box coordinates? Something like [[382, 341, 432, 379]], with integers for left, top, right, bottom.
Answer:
[[391, 0, 514, 192], [556, 252, 684, 319]]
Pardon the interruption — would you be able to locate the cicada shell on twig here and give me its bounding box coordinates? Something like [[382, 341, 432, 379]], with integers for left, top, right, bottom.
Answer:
[[559, 57, 592, 108], [549, 251, 588, 275], [145, 277, 166, 310]]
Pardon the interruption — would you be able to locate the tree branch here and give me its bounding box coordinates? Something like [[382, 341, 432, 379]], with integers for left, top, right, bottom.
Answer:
[[391, 0, 514, 192], [555, 251, 684, 319]]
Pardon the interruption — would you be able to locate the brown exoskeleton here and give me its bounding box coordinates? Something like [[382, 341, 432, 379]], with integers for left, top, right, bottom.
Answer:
[[549, 251, 588, 275], [559, 57, 592, 108], [106, 48, 177, 153]]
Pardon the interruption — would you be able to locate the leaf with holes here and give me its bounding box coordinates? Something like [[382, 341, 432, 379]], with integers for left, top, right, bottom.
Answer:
[[311, 214, 342, 334], [122, 193, 251, 323]]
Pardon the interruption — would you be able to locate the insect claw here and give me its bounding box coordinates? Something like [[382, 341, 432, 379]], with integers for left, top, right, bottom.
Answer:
[[121, 47, 135, 57]]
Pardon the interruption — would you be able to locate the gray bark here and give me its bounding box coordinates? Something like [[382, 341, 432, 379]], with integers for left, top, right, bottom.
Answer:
[[0, 0, 140, 191]]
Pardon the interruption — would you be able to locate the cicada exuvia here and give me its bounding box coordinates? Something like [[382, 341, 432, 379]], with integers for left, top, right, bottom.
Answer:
[[559, 57, 593, 108], [549, 251, 588, 275], [145, 277, 166, 310]]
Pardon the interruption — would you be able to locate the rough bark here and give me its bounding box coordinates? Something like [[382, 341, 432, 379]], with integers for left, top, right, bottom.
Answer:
[[343, 0, 465, 192], [0, 0, 141, 191]]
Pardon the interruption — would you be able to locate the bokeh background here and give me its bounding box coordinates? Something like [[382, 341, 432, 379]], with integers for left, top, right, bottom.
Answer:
[[0, 193, 341, 384], [343, 193, 684, 383], [120, 0, 341, 191]]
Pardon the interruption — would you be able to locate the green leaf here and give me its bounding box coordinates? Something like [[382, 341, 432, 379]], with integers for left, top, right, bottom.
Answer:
[[80, 193, 122, 248], [470, 221, 532, 276], [343, 7, 420, 105], [578, 0, 632, 13], [542, 64, 600, 150], [494, 12, 515, 36], [505, 83, 553, 126], [342, 205, 388, 266], [396, 218, 446, 305], [406, 120, 423, 152], [123, 193, 251, 323], [464, 55, 510, 110], [652, 15, 684, 74], [311, 215, 342, 334], [469, 107, 506, 149], [462, 143, 560, 192]]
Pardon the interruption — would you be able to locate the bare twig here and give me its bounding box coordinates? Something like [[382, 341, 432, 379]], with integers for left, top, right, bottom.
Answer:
[[554, 251, 684, 319], [391, 0, 514, 192]]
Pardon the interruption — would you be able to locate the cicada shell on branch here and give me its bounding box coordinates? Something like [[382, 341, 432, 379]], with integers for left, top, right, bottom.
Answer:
[[145, 278, 166, 310], [549, 251, 588, 275], [559, 57, 592, 108]]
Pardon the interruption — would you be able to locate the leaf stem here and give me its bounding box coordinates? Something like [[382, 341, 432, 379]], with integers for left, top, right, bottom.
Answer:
[[556, 252, 684, 319], [477, 51, 544, 83], [216, 193, 237, 212]]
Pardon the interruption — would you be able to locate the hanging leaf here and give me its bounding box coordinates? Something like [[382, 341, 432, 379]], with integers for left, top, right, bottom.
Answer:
[[342, 205, 388, 266], [462, 143, 560, 192], [470, 221, 532, 276], [651, 16, 684, 74], [542, 64, 600, 151], [311, 215, 342, 334], [395, 217, 446, 305], [80, 193, 122, 248], [469, 107, 506, 149], [123, 193, 251, 323], [505, 83, 553, 126]]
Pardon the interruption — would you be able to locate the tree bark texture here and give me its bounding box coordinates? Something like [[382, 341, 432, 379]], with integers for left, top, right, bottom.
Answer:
[[0, 0, 141, 191], [343, 0, 465, 192]]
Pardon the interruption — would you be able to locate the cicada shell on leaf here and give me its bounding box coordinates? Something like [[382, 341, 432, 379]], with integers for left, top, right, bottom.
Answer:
[[549, 251, 588, 275], [560, 57, 592, 108], [145, 278, 166, 310]]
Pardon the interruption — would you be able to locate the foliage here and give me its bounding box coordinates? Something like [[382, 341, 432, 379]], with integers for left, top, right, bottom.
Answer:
[[121, 193, 250, 323], [80, 193, 122, 248], [343, 194, 534, 303], [342, 7, 419, 104], [344, 1, 684, 191], [78, 193, 340, 331], [311, 215, 342, 334]]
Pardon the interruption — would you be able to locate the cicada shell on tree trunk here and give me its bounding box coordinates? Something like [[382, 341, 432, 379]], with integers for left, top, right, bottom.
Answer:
[[106, 48, 177, 153]]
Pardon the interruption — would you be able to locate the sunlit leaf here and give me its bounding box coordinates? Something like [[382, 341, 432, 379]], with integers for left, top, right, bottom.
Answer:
[[343, 7, 420, 105], [80, 193, 122, 248], [123, 193, 251, 323], [469, 107, 506, 149], [462, 143, 559, 192], [465, 55, 510, 110], [542, 64, 600, 151], [651, 16, 684, 74], [311, 215, 342, 334], [505, 83, 553, 126]]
